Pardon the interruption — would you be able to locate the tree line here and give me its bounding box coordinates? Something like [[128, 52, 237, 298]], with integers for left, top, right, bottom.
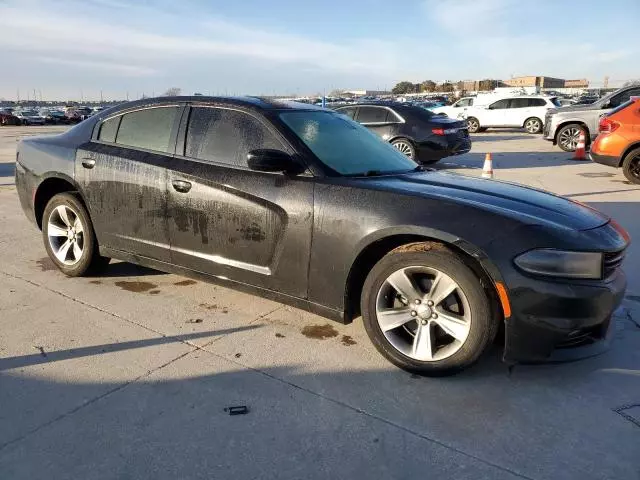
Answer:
[[391, 79, 500, 94]]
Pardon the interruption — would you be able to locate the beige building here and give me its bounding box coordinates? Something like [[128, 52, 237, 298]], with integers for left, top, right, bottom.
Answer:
[[564, 79, 589, 88], [503, 76, 566, 88]]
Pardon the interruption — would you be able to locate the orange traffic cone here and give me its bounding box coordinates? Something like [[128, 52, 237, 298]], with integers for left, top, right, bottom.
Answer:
[[482, 153, 494, 179], [573, 131, 587, 160]]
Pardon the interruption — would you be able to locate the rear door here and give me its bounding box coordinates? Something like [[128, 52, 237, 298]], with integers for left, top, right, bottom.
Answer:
[[506, 98, 530, 126], [355, 106, 399, 139], [166, 105, 314, 297], [75, 104, 183, 262]]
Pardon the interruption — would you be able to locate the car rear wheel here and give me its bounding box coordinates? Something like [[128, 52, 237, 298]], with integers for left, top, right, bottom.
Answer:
[[557, 124, 585, 152], [42, 193, 110, 277], [466, 117, 480, 134], [391, 139, 416, 160], [524, 117, 543, 134], [361, 244, 498, 376], [622, 148, 640, 185]]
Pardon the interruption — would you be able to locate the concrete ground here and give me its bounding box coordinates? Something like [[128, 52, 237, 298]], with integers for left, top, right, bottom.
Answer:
[[1, 126, 639, 480]]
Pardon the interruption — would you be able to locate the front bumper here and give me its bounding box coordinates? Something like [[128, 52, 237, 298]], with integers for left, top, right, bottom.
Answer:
[[503, 269, 626, 363]]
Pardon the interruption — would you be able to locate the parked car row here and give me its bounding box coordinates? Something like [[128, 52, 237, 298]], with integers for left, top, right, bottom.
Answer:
[[0, 105, 107, 126]]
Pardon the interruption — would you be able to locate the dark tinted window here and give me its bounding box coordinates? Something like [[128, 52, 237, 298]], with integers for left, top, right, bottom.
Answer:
[[116, 106, 179, 153], [610, 88, 640, 108], [357, 106, 388, 123], [528, 98, 547, 107], [489, 99, 509, 109], [98, 116, 120, 143], [337, 107, 356, 119], [509, 98, 529, 108], [185, 107, 283, 167]]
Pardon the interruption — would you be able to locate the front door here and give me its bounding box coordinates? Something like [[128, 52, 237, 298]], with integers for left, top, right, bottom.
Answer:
[[166, 105, 314, 298], [75, 105, 182, 262], [483, 98, 511, 126]]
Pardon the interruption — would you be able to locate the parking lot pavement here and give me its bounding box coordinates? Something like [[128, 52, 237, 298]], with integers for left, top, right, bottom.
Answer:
[[1, 126, 639, 480]]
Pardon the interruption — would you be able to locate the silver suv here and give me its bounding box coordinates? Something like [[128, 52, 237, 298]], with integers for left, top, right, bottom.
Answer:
[[544, 85, 640, 151]]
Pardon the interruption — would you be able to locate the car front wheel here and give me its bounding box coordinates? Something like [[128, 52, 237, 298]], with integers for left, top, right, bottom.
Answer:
[[42, 193, 110, 276], [361, 244, 498, 376], [557, 124, 585, 152]]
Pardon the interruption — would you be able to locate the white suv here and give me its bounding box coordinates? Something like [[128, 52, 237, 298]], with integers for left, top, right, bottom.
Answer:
[[431, 97, 475, 119], [463, 96, 561, 134]]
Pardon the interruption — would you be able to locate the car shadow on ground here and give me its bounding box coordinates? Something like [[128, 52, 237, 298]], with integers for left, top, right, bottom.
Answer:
[[96, 260, 166, 278], [470, 135, 532, 142], [0, 162, 15, 177], [435, 151, 584, 169], [0, 316, 638, 479]]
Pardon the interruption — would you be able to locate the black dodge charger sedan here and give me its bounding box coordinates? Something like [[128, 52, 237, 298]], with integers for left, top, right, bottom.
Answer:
[[334, 101, 471, 164], [15, 96, 629, 375]]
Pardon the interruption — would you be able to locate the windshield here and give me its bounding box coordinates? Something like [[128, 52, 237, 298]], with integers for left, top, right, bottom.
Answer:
[[279, 110, 417, 176], [550, 97, 563, 108]]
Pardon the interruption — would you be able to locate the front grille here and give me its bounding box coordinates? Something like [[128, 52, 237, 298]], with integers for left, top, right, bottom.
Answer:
[[604, 250, 625, 277], [543, 113, 552, 136]]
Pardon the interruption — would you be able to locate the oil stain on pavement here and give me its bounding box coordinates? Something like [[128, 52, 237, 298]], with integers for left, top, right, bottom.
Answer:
[[341, 335, 357, 346], [114, 281, 157, 293], [301, 324, 338, 340], [36, 257, 57, 271], [174, 279, 197, 286]]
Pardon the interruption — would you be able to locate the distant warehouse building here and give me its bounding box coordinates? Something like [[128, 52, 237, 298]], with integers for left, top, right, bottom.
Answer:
[[503, 76, 565, 88], [564, 79, 589, 88]]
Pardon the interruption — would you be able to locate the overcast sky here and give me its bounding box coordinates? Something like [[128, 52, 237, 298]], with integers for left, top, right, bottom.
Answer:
[[0, 0, 638, 101]]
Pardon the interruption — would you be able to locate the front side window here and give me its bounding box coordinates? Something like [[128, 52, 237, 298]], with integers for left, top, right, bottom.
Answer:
[[185, 107, 283, 167], [115, 106, 179, 153], [279, 110, 417, 176], [456, 98, 472, 108], [356, 106, 389, 123]]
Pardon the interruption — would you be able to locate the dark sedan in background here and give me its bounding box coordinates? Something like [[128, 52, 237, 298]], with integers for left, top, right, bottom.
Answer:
[[335, 101, 471, 164], [15, 96, 628, 375]]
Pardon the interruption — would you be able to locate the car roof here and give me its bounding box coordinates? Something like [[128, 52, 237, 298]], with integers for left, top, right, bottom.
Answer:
[[106, 96, 326, 114]]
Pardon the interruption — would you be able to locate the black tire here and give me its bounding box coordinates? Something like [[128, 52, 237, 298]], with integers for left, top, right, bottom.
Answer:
[[391, 138, 416, 160], [466, 117, 480, 134], [556, 124, 586, 152], [361, 245, 498, 376], [523, 117, 543, 134], [622, 147, 640, 185], [42, 193, 110, 277]]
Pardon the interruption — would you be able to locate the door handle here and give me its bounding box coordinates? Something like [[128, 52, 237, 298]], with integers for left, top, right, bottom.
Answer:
[[81, 158, 96, 169], [172, 179, 192, 193]]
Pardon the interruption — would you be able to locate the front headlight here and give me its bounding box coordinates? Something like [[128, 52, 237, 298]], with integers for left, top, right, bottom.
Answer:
[[514, 249, 603, 279]]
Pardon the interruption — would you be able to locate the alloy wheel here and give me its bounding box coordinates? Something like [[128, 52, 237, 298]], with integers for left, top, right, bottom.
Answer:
[[47, 205, 85, 265], [559, 127, 581, 150], [392, 141, 414, 158], [525, 119, 541, 134], [375, 266, 471, 362]]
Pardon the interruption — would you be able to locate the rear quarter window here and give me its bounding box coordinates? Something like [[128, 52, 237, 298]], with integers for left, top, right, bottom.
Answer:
[[97, 116, 120, 143]]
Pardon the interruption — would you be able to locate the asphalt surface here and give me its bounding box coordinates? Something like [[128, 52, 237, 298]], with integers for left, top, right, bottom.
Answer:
[[1, 126, 639, 480]]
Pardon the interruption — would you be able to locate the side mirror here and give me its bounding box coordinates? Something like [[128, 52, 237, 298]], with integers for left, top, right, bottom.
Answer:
[[247, 149, 301, 174]]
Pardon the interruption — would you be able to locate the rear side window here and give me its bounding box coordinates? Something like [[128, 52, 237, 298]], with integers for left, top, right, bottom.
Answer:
[[115, 106, 179, 153], [509, 98, 529, 108], [528, 98, 547, 107], [337, 107, 356, 119], [489, 99, 509, 109], [185, 107, 283, 168], [356, 106, 388, 123], [98, 116, 120, 143]]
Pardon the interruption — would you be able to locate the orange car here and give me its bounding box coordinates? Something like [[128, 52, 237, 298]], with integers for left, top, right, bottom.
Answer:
[[590, 97, 640, 184]]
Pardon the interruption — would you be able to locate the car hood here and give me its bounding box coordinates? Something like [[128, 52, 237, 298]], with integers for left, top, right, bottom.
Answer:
[[547, 103, 598, 115], [364, 171, 609, 231]]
